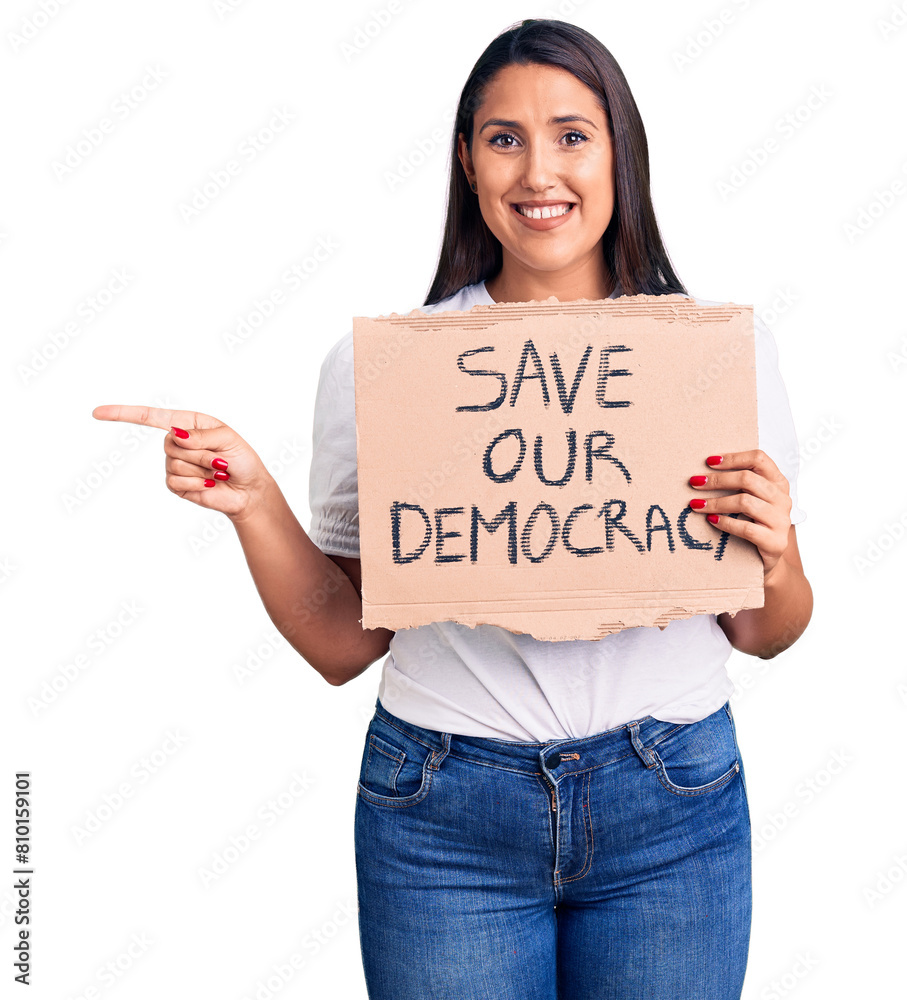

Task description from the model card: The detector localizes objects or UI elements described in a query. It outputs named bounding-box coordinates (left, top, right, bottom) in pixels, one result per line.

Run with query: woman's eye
left=487, top=130, right=589, bottom=149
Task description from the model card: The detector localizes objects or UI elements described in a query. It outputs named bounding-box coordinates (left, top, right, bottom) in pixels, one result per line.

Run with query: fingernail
left=213, top=470, right=230, bottom=481
left=212, top=458, right=228, bottom=470
left=171, top=426, right=189, bottom=439
left=689, top=499, right=706, bottom=509
left=707, top=455, right=722, bottom=465
left=689, top=475, right=707, bottom=487
left=707, top=514, right=720, bottom=524
left=204, top=479, right=215, bottom=488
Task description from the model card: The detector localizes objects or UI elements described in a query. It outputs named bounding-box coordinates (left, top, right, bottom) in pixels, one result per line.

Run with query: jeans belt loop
left=429, top=732, right=451, bottom=771
left=628, top=720, right=658, bottom=770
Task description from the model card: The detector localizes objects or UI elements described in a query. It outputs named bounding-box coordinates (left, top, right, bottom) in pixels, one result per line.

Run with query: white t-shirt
left=308, top=280, right=806, bottom=741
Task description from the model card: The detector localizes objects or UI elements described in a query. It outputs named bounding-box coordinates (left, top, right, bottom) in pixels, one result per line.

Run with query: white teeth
left=516, top=203, right=572, bottom=219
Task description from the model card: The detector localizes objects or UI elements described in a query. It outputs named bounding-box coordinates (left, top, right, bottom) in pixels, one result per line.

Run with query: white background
left=3, top=0, right=905, bottom=997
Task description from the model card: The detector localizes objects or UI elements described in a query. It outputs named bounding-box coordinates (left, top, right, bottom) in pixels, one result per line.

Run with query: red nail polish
left=689, top=499, right=706, bottom=509
left=707, top=455, right=722, bottom=465
left=171, top=426, right=189, bottom=439
left=204, top=479, right=215, bottom=488
left=689, top=475, right=707, bottom=487
left=213, top=470, right=229, bottom=481
left=707, top=514, right=720, bottom=524
left=212, top=458, right=228, bottom=470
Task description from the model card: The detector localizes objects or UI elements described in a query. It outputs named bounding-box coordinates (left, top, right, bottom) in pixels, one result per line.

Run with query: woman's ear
left=456, top=132, right=474, bottom=188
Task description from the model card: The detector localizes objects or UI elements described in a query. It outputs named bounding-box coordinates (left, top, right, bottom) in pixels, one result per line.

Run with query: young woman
left=94, top=19, right=812, bottom=1000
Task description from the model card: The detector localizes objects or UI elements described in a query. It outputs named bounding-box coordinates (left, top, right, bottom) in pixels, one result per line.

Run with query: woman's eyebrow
left=478, top=114, right=598, bottom=133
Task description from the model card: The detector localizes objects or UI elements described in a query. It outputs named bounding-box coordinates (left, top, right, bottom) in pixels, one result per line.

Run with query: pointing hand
left=92, top=404, right=274, bottom=521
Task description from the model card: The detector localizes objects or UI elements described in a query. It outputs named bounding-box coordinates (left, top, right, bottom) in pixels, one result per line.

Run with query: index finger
left=706, top=449, right=785, bottom=483
left=92, top=404, right=222, bottom=433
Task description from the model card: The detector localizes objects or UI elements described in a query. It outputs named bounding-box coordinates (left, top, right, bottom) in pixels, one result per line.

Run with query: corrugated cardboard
left=353, top=294, right=763, bottom=641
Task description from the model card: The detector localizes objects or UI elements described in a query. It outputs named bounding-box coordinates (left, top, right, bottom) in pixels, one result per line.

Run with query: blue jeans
left=354, top=697, right=752, bottom=999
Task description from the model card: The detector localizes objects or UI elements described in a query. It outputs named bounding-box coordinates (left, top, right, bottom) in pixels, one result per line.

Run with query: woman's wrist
left=763, top=549, right=792, bottom=590
left=227, top=471, right=282, bottom=529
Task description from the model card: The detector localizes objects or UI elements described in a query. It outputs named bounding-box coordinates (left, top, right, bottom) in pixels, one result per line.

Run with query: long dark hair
left=424, top=19, right=687, bottom=305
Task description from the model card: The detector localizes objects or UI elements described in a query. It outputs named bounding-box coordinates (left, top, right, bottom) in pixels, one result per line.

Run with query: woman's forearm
left=229, top=478, right=391, bottom=684
left=717, top=550, right=813, bottom=659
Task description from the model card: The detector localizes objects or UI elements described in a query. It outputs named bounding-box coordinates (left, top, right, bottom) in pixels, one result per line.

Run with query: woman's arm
left=231, top=477, right=393, bottom=685
left=91, top=405, right=383, bottom=684
left=717, top=524, right=813, bottom=658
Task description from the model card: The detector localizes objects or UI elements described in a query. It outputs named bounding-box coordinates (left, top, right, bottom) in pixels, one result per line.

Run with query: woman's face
left=458, top=62, right=615, bottom=286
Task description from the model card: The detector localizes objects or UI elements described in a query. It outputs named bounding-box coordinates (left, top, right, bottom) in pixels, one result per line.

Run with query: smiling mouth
left=513, top=203, right=575, bottom=220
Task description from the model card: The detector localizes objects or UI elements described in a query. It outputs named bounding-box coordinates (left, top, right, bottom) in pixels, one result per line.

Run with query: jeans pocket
left=648, top=704, right=740, bottom=797
left=357, top=716, right=436, bottom=808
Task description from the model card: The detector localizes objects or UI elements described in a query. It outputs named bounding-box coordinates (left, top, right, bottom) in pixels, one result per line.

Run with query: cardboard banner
left=353, top=294, right=763, bottom=641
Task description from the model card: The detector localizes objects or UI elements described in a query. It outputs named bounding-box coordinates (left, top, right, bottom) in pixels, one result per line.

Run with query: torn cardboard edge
left=368, top=292, right=744, bottom=327
left=354, top=293, right=762, bottom=642
left=360, top=589, right=764, bottom=640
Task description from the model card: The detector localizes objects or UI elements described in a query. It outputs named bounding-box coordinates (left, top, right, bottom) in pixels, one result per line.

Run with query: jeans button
left=547, top=752, right=561, bottom=768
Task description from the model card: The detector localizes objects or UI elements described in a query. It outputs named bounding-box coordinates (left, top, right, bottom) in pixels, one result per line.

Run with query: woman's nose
left=520, top=142, right=559, bottom=192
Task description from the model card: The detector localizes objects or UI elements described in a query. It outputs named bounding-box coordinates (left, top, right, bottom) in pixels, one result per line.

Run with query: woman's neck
left=484, top=267, right=615, bottom=304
